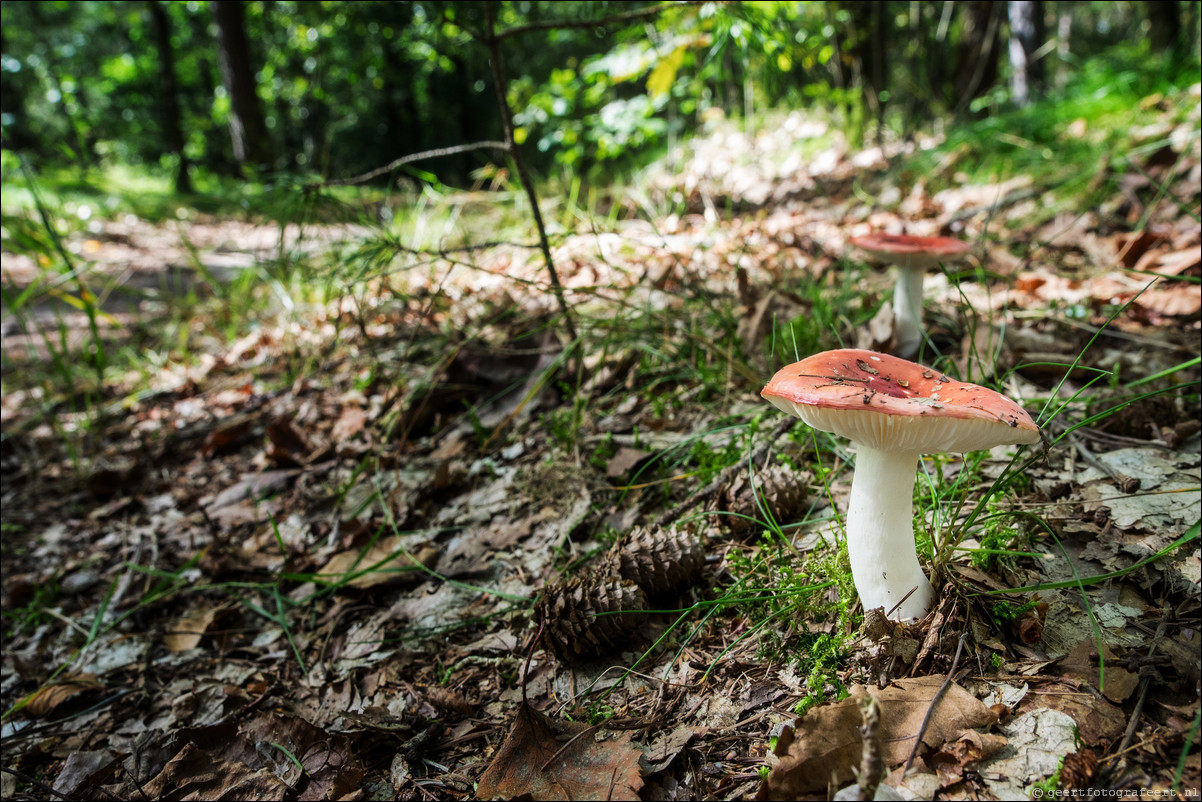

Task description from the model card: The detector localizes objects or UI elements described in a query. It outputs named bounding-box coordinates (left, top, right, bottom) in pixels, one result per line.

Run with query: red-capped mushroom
left=762, top=349, right=1040, bottom=620
left=850, top=233, right=972, bottom=359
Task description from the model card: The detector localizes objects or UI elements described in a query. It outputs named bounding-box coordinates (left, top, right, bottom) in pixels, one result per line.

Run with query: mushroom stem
left=892, top=264, right=925, bottom=359
left=844, top=444, right=934, bottom=620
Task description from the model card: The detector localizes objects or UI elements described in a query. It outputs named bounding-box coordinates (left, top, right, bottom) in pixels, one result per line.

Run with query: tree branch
left=482, top=1, right=579, bottom=346
left=490, top=2, right=683, bottom=42
left=317, top=141, right=511, bottom=188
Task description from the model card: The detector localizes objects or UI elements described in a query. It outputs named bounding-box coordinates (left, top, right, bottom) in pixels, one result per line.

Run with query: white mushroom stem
left=892, top=264, right=925, bottom=359
left=845, top=444, right=934, bottom=621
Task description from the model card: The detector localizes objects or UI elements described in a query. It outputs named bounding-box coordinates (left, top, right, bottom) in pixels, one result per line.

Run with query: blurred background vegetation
left=1, top=0, right=1198, bottom=201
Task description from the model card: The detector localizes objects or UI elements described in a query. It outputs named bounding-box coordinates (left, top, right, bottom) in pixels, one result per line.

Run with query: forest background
left=1, top=2, right=1200, bottom=801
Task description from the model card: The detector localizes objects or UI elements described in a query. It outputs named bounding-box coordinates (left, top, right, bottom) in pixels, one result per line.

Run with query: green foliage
left=790, top=633, right=849, bottom=717
left=586, top=701, right=616, bottom=725
left=725, top=529, right=856, bottom=664
left=1029, top=757, right=1063, bottom=797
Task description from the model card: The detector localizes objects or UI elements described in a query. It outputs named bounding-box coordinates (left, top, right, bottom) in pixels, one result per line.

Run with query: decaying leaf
left=141, top=741, right=289, bottom=800
left=759, top=676, right=996, bottom=799
left=316, top=536, right=438, bottom=590
left=164, top=602, right=232, bottom=652
left=1056, top=639, right=1141, bottom=703
left=476, top=702, right=643, bottom=801
left=979, top=708, right=1078, bottom=800
left=22, top=675, right=104, bottom=717
left=52, top=749, right=118, bottom=797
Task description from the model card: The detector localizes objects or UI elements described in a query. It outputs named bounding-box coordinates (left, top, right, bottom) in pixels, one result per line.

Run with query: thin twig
left=0, top=767, right=75, bottom=801
left=857, top=695, right=884, bottom=801
left=903, top=631, right=968, bottom=777
left=1118, top=607, right=1171, bottom=752
left=492, top=2, right=683, bottom=41
left=481, top=1, right=579, bottom=347
left=318, top=141, right=510, bottom=188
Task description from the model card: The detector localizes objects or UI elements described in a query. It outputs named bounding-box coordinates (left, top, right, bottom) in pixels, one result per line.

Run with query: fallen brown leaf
left=23, top=675, right=104, bottom=717
left=476, top=702, right=644, bottom=801
left=164, top=602, right=232, bottom=652
left=1057, top=639, right=1140, bottom=703
left=331, top=405, right=367, bottom=442
left=141, top=742, right=288, bottom=800
left=316, top=536, right=438, bottom=590
left=759, top=676, right=996, bottom=799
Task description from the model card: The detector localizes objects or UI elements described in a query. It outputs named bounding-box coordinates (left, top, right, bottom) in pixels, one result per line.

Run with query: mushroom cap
left=761, top=349, right=1041, bottom=454
left=850, top=232, right=972, bottom=270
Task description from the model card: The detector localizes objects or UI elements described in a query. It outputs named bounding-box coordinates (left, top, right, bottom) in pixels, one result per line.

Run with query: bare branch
left=319, top=141, right=511, bottom=188
left=482, top=1, right=579, bottom=346
left=490, top=2, right=685, bottom=42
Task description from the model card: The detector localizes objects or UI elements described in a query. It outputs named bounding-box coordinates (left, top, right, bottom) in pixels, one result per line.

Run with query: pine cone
left=536, top=574, right=646, bottom=660
left=600, top=525, right=705, bottom=595
left=1059, top=750, right=1099, bottom=791
left=714, top=463, right=809, bottom=536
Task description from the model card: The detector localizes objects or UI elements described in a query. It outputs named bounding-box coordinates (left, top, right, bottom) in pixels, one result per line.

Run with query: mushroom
left=761, top=348, right=1040, bottom=621
left=850, top=233, right=972, bottom=359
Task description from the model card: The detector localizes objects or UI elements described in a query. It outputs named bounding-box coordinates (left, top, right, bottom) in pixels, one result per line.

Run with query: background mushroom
left=761, top=348, right=1040, bottom=621
left=850, top=233, right=972, bottom=359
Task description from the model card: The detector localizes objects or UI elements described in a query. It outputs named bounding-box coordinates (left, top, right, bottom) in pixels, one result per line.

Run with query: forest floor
left=2, top=91, right=1201, bottom=801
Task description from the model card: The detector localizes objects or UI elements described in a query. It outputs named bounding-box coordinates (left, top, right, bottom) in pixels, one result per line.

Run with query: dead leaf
left=926, top=729, right=1008, bottom=783
left=316, top=537, right=438, bottom=590
left=164, top=603, right=231, bottom=652
left=642, top=725, right=702, bottom=773
left=1057, top=639, right=1140, bottom=703
left=203, top=470, right=297, bottom=513
left=1015, top=680, right=1126, bottom=746
left=331, top=405, right=367, bottom=442
left=1135, top=284, right=1202, bottom=317
left=53, top=749, right=117, bottom=797
left=202, top=412, right=259, bottom=457
left=760, top=677, right=996, bottom=799
left=23, top=675, right=103, bottom=717
left=476, top=702, right=644, bottom=801
left=141, top=741, right=288, bottom=800
left=265, top=416, right=311, bottom=465
left=606, top=446, right=650, bottom=478
left=854, top=301, right=895, bottom=352
left=979, top=708, right=1077, bottom=800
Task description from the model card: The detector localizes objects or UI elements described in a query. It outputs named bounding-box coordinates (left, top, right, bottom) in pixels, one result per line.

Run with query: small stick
left=902, top=631, right=968, bottom=777
left=857, top=695, right=884, bottom=801
left=1118, top=607, right=1170, bottom=752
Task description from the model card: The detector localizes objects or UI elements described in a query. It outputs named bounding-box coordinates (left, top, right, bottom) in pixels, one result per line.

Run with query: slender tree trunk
left=954, top=0, right=1003, bottom=116
left=1146, top=0, right=1186, bottom=65
left=0, top=29, right=34, bottom=151
left=27, top=3, right=93, bottom=169
left=1007, top=0, right=1045, bottom=107
left=148, top=1, right=192, bottom=193
left=212, top=0, right=271, bottom=170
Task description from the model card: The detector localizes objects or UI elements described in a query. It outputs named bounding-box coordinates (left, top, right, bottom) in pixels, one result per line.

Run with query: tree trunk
left=212, top=0, right=271, bottom=170
left=0, top=28, right=34, bottom=152
left=954, top=0, right=1003, bottom=116
left=147, top=1, right=192, bottom=193
left=843, top=1, right=889, bottom=146
left=1007, top=0, right=1045, bottom=107
left=1146, top=0, right=1186, bottom=65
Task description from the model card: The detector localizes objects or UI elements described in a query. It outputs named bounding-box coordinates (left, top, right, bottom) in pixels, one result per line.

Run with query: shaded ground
left=2, top=98, right=1200, bottom=801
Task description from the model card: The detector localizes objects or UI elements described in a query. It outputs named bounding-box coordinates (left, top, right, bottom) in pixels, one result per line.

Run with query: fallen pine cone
left=599, top=524, right=705, bottom=596
left=710, top=463, right=809, bottom=537
left=536, top=574, right=647, bottom=660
